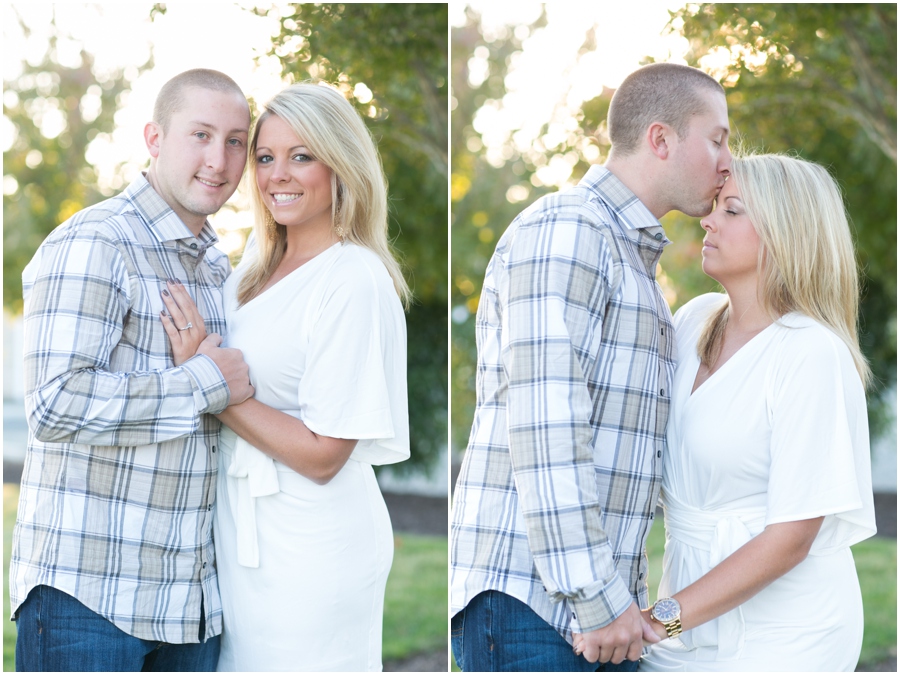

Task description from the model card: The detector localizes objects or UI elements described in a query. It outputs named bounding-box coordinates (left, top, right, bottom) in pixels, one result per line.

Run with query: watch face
left=652, top=598, right=681, bottom=623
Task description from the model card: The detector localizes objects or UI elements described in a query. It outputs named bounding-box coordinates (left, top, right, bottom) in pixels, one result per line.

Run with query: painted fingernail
left=161, top=289, right=170, bottom=297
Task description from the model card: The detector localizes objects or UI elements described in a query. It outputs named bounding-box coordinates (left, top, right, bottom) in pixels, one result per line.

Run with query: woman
left=637, top=154, right=877, bottom=671
left=161, top=83, right=410, bottom=671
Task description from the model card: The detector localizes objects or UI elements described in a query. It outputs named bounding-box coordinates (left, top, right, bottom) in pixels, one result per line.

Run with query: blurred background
left=450, top=2, right=895, bottom=671
left=3, top=3, right=447, bottom=671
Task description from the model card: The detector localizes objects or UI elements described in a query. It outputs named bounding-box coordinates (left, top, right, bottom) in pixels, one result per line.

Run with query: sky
left=452, top=1, right=693, bottom=187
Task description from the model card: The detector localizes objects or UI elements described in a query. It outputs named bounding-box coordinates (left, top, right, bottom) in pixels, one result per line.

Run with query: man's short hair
left=153, top=69, right=245, bottom=132
left=608, top=63, right=725, bottom=157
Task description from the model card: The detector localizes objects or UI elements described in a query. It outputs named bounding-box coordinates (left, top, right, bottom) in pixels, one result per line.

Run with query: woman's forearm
left=216, top=398, right=357, bottom=485
left=647, top=517, right=824, bottom=638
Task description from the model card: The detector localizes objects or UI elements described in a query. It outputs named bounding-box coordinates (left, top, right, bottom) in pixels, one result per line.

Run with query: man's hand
left=197, top=334, right=254, bottom=405
left=572, top=601, right=660, bottom=665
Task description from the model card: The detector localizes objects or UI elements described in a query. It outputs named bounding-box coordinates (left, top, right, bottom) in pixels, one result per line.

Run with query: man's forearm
left=26, top=354, right=228, bottom=446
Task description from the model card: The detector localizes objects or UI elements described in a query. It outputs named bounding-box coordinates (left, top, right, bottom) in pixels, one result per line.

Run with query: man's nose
left=720, top=144, right=733, bottom=174
left=206, top=143, right=227, bottom=172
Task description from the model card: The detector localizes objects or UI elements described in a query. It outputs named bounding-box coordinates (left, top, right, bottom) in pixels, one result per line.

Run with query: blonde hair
left=237, top=82, right=410, bottom=307
left=698, top=153, right=871, bottom=387
left=608, top=63, right=724, bottom=157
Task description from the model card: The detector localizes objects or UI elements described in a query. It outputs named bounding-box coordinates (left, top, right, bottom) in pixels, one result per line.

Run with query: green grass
left=451, top=518, right=896, bottom=670
left=2, top=484, right=447, bottom=671
left=4, top=485, right=17, bottom=670
left=852, top=535, right=898, bottom=668
left=383, top=533, right=448, bottom=661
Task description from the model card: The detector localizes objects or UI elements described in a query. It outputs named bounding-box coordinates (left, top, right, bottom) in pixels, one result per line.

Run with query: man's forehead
left=171, top=88, right=250, bottom=127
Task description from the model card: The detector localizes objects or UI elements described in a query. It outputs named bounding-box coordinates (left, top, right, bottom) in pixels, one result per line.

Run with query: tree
left=671, top=3, right=897, bottom=431
left=3, top=9, right=151, bottom=311
left=257, top=3, right=449, bottom=475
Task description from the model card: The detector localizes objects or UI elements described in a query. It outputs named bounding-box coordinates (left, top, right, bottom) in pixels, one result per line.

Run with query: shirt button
left=654, top=232, right=663, bottom=241
left=657, top=450, right=662, bottom=457
left=211, top=445, right=216, bottom=453
left=190, top=243, right=198, bottom=250
left=660, top=388, right=665, bottom=396
left=202, top=562, right=207, bottom=568
left=639, top=572, right=645, bottom=579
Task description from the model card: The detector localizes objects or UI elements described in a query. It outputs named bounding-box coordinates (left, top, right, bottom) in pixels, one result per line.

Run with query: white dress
left=214, top=242, right=409, bottom=672
left=641, top=293, right=876, bottom=672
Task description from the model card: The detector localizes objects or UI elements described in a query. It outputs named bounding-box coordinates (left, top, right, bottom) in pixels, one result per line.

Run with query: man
left=450, top=63, right=732, bottom=671
left=10, top=69, right=254, bottom=671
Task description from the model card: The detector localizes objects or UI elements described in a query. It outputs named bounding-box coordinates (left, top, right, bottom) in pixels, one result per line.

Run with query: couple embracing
left=451, top=63, right=876, bottom=672
left=10, top=69, right=409, bottom=672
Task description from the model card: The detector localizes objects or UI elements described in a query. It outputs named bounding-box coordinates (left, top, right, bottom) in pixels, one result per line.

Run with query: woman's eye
left=293, top=153, right=312, bottom=162
left=195, top=132, right=209, bottom=140
left=257, top=155, right=272, bottom=164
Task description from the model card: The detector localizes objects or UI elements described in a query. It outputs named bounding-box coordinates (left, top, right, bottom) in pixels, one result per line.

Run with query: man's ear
left=144, top=122, right=162, bottom=159
left=646, top=122, right=671, bottom=160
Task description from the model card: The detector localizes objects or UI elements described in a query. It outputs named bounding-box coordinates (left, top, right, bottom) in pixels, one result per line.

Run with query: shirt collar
left=123, top=173, right=220, bottom=247
left=579, top=165, right=662, bottom=232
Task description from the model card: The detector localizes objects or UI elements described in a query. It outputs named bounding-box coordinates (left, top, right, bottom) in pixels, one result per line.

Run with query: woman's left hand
left=160, top=279, right=208, bottom=365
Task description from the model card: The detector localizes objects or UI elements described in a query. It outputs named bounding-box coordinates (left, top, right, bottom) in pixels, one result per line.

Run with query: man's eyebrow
left=190, top=121, right=248, bottom=135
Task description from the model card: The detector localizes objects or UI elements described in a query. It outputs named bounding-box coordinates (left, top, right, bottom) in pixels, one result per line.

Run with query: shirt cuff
left=180, top=354, right=231, bottom=414
left=567, top=573, right=635, bottom=633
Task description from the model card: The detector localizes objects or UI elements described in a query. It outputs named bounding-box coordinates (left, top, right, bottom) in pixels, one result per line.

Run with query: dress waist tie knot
left=219, top=428, right=280, bottom=568
left=661, top=491, right=767, bottom=660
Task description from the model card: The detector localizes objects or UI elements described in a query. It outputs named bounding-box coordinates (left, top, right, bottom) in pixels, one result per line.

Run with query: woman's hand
left=159, top=279, right=208, bottom=365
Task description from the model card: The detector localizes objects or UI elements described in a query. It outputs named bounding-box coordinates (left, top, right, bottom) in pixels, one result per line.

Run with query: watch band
left=661, top=616, right=683, bottom=638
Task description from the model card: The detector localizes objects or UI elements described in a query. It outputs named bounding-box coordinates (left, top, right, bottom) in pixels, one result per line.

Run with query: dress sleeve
left=296, top=252, right=409, bottom=466
left=765, top=322, right=876, bottom=551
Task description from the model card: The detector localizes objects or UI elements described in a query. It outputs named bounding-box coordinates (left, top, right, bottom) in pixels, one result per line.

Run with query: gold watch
left=650, top=597, right=683, bottom=638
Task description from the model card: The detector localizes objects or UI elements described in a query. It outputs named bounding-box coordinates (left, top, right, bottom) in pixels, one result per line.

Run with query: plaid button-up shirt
left=10, top=174, right=231, bottom=643
left=450, top=165, right=676, bottom=639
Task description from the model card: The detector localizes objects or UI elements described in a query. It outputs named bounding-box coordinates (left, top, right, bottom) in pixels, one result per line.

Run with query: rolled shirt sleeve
left=451, top=165, right=672, bottom=641
left=503, top=208, right=633, bottom=631
left=23, top=221, right=229, bottom=447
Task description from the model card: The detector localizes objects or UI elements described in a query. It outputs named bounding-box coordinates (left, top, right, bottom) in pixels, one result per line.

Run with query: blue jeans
left=452, top=590, right=640, bottom=672
left=15, top=585, right=220, bottom=672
